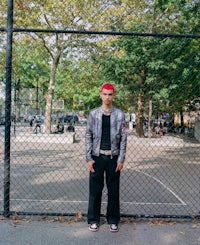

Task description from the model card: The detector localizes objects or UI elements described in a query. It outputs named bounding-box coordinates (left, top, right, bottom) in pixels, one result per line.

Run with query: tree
left=54, top=58, right=103, bottom=111
left=1, top=0, right=199, bottom=134
left=98, top=0, right=200, bottom=137
left=13, top=0, right=109, bottom=133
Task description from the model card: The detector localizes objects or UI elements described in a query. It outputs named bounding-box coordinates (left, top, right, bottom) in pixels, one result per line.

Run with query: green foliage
left=54, top=58, right=103, bottom=111
left=99, top=32, right=199, bottom=115
left=0, top=0, right=199, bottom=117
left=12, top=39, right=50, bottom=90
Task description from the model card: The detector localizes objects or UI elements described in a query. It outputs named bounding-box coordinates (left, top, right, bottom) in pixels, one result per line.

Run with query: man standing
left=86, top=83, right=127, bottom=232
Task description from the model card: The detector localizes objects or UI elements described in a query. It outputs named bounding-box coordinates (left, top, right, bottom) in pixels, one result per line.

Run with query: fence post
left=4, top=0, right=14, bottom=218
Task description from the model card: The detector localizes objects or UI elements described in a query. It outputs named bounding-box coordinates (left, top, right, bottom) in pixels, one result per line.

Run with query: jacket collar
left=100, top=106, right=114, bottom=115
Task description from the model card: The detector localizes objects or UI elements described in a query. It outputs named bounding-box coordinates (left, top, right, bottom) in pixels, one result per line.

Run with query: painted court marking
left=1, top=170, right=186, bottom=207
left=129, top=169, right=187, bottom=206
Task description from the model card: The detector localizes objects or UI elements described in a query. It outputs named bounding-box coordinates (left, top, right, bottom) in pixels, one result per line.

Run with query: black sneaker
left=89, top=223, right=99, bottom=232
left=109, top=224, right=118, bottom=232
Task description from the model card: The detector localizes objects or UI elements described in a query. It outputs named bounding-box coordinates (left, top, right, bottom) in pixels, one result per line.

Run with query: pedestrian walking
left=86, top=83, right=127, bottom=232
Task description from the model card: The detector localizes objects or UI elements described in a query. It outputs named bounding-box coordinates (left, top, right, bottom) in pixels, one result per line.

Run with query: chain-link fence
left=0, top=1, right=200, bottom=219
left=1, top=110, right=200, bottom=218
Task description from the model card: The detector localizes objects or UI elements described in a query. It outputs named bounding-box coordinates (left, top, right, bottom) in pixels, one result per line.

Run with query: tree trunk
left=136, top=70, right=146, bottom=138
left=148, top=98, right=153, bottom=138
left=45, top=50, right=61, bottom=134
left=136, top=93, right=145, bottom=137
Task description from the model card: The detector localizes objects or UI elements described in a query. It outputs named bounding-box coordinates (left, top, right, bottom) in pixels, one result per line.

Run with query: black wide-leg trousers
left=87, top=155, right=120, bottom=225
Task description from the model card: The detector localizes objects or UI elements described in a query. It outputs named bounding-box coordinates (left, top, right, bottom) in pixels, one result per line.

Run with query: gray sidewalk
left=1, top=217, right=200, bottom=245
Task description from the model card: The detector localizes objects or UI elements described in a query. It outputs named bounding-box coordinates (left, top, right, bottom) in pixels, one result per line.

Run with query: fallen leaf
left=66, top=218, right=75, bottom=224
left=57, top=216, right=64, bottom=223
left=12, top=213, right=19, bottom=220
left=48, top=219, right=56, bottom=223
left=75, top=212, right=83, bottom=220
left=168, top=221, right=176, bottom=226
left=149, top=220, right=164, bottom=226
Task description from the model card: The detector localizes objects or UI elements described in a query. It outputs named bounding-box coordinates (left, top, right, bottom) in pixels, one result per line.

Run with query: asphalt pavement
left=1, top=216, right=200, bottom=245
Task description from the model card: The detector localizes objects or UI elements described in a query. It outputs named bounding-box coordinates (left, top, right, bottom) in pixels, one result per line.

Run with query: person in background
left=86, top=83, right=127, bottom=233
left=67, top=121, right=75, bottom=132
left=30, top=117, right=35, bottom=131
left=56, top=121, right=64, bottom=134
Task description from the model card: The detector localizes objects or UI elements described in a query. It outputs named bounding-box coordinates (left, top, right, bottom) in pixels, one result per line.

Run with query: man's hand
left=87, top=160, right=95, bottom=172
left=115, top=162, right=123, bottom=172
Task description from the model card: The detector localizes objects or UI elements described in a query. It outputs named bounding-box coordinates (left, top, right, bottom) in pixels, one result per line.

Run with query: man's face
left=100, top=89, right=115, bottom=106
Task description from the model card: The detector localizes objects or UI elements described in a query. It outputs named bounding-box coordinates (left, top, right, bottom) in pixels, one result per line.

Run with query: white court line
left=4, top=199, right=183, bottom=206
left=134, top=169, right=186, bottom=206
left=120, top=202, right=185, bottom=206
left=8, top=199, right=88, bottom=203
left=1, top=172, right=187, bottom=207
left=5, top=198, right=186, bottom=207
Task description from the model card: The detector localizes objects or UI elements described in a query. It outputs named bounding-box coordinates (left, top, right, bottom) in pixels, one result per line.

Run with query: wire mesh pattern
left=0, top=122, right=200, bottom=218
left=0, top=1, right=200, bottom=219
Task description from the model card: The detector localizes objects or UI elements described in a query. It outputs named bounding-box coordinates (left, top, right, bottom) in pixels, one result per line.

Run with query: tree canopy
left=0, top=0, right=199, bottom=135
